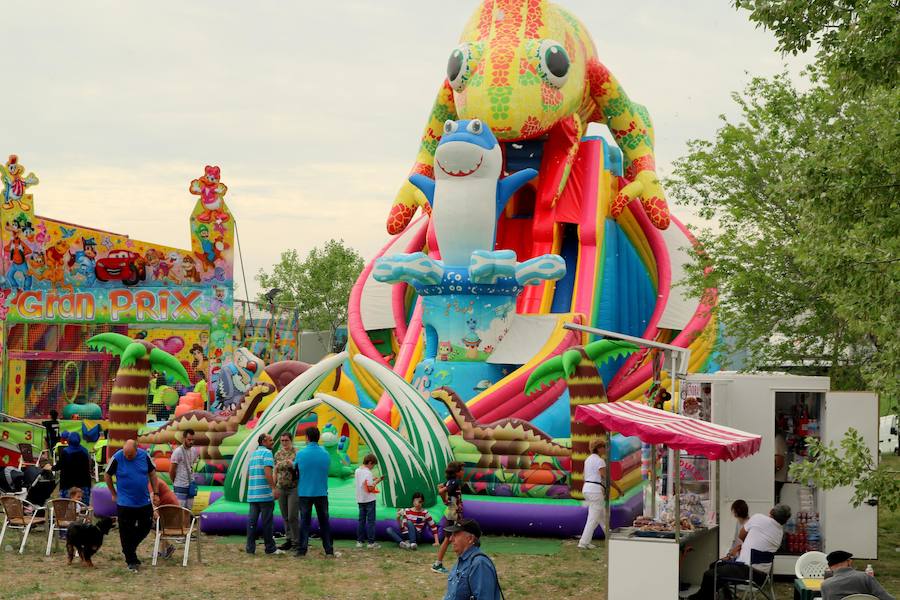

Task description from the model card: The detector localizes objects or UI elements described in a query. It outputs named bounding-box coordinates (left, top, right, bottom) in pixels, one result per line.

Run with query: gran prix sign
left=10, top=288, right=204, bottom=323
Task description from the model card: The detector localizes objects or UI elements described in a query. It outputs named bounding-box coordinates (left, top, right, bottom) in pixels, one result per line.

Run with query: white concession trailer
left=685, top=372, right=880, bottom=575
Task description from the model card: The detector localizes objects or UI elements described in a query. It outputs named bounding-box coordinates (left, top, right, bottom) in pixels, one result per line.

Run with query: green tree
left=256, top=239, right=364, bottom=352
left=668, top=73, right=899, bottom=410
left=789, top=429, right=900, bottom=512
left=733, top=0, right=900, bottom=89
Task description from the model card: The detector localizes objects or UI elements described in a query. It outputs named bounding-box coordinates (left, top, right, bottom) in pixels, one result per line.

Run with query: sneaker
left=410, top=543, right=418, bottom=550
left=367, top=542, right=381, bottom=549
left=278, top=541, right=293, bottom=551
left=577, top=543, right=597, bottom=550
left=431, top=562, right=449, bottom=574
left=127, top=563, right=139, bottom=573
left=399, top=541, right=411, bottom=550
left=356, top=541, right=364, bottom=549
left=163, top=545, right=176, bottom=559
left=325, top=551, right=342, bottom=558
left=266, top=549, right=286, bottom=555
left=293, top=551, right=306, bottom=558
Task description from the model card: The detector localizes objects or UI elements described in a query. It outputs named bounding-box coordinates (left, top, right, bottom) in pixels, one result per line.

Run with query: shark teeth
left=436, top=154, right=484, bottom=177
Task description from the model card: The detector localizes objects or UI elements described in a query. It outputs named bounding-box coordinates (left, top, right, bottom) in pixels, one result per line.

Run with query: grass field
left=1, top=458, right=896, bottom=599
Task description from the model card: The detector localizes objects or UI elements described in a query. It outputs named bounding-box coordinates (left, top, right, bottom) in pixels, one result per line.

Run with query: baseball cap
left=443, top=518, right=482, bottom=538
left=826, top=550, right=853, bottom=566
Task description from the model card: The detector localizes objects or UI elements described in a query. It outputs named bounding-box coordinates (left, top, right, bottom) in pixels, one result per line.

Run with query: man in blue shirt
left=104, top=440, right=158, bottom=572
left=246, top=433, right=282, bottom=555
left=443, top=519, right=503, bottom=600
left=293, top=426, right=339, bottom=557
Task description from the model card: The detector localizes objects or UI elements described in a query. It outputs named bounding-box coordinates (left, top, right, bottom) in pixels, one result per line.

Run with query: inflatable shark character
left=409, top=119, right=537, bottom=265
left=374, top=119, right=564, bottom=286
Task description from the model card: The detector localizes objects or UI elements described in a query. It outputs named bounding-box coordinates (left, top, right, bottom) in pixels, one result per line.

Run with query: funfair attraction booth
left=0, top=156, right=235, bottom=467
left=686, top=373, right=880, bottom=576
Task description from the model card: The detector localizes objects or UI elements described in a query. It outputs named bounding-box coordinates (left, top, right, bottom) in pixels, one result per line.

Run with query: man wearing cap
left=443, top=518, right=503, bottom=600
left=689, top=504, right=792, bottom=600
left=821, top=550, right=894, bottom=600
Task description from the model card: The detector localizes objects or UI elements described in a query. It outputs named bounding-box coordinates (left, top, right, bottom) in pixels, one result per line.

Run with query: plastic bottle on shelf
left=865, top=564, right=875, bottom=577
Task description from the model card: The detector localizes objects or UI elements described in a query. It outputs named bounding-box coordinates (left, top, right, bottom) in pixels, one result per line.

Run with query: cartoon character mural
left=0, top=155, right=238, bottom=420
left=213, top=347, right=264, bottom=412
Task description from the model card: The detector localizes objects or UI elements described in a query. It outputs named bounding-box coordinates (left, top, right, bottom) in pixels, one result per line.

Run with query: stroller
left=21, top=465, right=58, bottom=511
left=1, top=466, right=26, bottom=495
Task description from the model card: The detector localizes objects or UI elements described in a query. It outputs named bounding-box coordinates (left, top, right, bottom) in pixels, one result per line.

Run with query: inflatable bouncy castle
left=192, top=0, right=717, bottom=539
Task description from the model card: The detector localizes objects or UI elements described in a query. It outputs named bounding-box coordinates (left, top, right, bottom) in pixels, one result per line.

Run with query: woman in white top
left=578, top=437, right=623, bottom=549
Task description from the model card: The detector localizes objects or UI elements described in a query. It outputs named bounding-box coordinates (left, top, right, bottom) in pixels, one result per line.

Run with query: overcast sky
left=5, top=1, right=809, bottom=299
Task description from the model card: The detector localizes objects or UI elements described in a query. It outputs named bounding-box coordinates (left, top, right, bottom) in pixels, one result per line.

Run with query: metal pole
left=674, top=447, right=682, bottom=543
left=650, top=443, right=657, bottom=517
left=564, top=322, right=692, bottom=359
left=604, top=429, right=612, bottom=533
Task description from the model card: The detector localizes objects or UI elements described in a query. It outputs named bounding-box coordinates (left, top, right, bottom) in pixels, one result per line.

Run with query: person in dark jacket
left=54, top=432, right=93, bottom=505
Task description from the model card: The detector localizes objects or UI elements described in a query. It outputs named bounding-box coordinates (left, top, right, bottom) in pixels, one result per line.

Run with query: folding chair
left=719, top=549, right=776, bottom=600
left=151, top=504, right=201, bottom=567
left=17, top=443, right=47, bottom=470
left=45, top=498, right=93, bottom=555
left=0, top=494, right=47, bottom=553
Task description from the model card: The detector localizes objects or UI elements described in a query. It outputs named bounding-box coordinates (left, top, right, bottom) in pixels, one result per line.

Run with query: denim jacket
left=444, top=545, right=502, bottom=600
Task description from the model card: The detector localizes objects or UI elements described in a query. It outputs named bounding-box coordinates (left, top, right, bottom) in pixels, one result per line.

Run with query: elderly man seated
left=821, top=550, right=895, bottom=600
left=688, top=504, right=792, bottom=600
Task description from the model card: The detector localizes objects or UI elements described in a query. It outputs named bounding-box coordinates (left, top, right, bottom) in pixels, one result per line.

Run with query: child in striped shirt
left=386, top=491, right=439, bottom=550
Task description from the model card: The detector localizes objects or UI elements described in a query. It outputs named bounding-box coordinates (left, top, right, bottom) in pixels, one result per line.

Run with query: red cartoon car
left=95, top=249, right=147, bottom=286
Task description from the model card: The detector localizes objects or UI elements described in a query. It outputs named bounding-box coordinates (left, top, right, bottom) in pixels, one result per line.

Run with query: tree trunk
left=106, top=354, right=152, bottom=460
left=565, top=348, right=608, bottom=499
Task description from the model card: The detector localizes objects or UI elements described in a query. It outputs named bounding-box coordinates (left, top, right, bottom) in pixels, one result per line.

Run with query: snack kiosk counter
left=575, top=401, right=762, bottom=599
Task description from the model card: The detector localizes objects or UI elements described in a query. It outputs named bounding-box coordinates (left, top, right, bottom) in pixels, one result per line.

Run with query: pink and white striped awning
left=575, top=401, right=762, bottom=461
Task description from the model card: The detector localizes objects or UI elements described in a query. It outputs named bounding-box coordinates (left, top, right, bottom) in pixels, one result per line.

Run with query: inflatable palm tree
left=88, top=333, right=190, bottom=459
left=525, top=340, right=638, bottom=498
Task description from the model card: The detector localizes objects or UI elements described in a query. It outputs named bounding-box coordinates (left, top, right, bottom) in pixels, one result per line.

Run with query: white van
left=880, top=415, right=899, bottom=455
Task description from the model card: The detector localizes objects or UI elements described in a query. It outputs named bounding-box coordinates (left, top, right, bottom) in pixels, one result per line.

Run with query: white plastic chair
left=151, top=504, right=201, bottom=567
left=0, top=494, right=47, bottom=553
left=45, top=498, right=93, bottom=555
left=794, top=550, right=828, bottom=579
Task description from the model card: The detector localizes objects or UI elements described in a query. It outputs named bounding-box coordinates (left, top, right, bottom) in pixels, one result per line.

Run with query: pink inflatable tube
left=606, top=191, right=672, bottom=396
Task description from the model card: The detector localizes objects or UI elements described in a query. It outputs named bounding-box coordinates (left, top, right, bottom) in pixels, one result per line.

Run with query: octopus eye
left=538, top=40, right=570, bottom=88
left=466, top=120, right=483, bottom=134
left=444, top=120, right=459, bottom=135
left=447, top=44, right=472, bottom=92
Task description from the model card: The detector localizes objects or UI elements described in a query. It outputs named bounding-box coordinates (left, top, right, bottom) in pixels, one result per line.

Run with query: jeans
left=579, top=491, right=606, bottom=546
left=246, top=501, right=276, bottom=554
left=386, top=526, right=421, bottom=545
left=278, top=486, right=298, bottom=544
left=357, top=500, right=376, bottom=544
left=117, top=503, right=153, bottom=566
left=60, top=486, right=92, bottom=507
left=691, top=561, right=768, bottom=599
left=173, top=490, right=194, bottom=510
left=297, top=496, right=333, bottom=555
